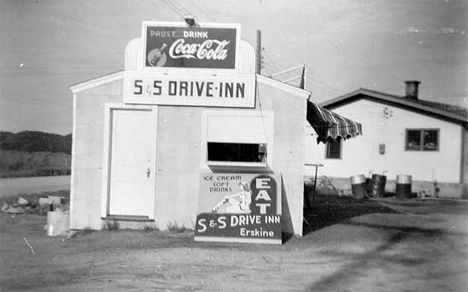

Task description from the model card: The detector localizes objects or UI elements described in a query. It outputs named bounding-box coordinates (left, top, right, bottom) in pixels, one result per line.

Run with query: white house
left=305, top=81, right=468, bottom=199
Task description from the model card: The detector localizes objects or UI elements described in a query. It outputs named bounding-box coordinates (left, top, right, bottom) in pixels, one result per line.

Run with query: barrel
left=350, top=175, right=367, bottom=199
left=369, top=174, right=387, bottom=197
left=396, top=175, right=412, bottom=199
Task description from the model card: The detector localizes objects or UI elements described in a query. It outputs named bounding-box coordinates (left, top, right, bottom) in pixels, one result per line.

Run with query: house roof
left=321, top=88, right=467, bottom=124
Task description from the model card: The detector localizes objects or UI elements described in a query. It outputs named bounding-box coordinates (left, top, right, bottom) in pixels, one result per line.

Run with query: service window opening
left=207, top=142, right=267, bottom=163
left=202, top=110, right=274, bottom=167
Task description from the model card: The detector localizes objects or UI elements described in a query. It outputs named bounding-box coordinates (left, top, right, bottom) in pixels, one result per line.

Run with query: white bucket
left=46, top=211, right=69, bottom=236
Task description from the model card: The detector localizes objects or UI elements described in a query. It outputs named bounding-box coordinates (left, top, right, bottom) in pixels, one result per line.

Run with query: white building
left=68, top=21, right=361, bottom=241
left=305, top=81, right=468, bottom=198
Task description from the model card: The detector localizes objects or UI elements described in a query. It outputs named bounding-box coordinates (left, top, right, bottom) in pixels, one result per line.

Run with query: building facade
left=305, top=82, right=468, bottom=198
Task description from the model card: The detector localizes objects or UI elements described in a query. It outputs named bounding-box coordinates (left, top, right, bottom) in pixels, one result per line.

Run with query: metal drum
left=369, top=174, right=387, bottom=197
left=350, top=174, right=367, bottom=199
left=396, top=175, right=412, bottom=199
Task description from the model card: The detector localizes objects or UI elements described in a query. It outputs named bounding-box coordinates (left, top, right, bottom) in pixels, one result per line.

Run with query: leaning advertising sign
left=142, top=22, right=240, bottom=70
left=195, top=173, right=282, bottom=244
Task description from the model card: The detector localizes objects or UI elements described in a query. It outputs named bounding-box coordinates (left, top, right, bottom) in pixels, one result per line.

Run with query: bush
left=143, top=225, right=159, bottom=233
left=102, top=220, right=119, bottom=231
left=166, top=221, right=190, bottom=233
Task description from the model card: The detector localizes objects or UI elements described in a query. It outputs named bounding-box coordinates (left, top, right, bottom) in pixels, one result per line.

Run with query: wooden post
left=256, top=30, right=262, bottom=74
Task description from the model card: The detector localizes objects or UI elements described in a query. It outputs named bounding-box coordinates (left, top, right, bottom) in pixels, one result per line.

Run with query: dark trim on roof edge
left=322, top=89, right=466, bottom=124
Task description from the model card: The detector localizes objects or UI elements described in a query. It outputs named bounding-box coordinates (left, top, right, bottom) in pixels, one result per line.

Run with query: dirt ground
left=1, top=195, right=467, bottom=292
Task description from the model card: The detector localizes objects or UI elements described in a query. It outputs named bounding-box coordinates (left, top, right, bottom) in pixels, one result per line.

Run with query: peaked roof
left=70, top=71, right=124, bottom=94
left=321, top=88, right=467, bottom=124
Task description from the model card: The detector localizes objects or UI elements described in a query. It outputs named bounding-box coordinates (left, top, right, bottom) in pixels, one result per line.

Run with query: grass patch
left=143, top=225, right=159, bottom=233
left=166, top=221, right=191, bottom=233
left=1, top=169, right=71, bottom=178
left=68, top=227, right=94, bottom=238
left=82, top=227, right=94, bottom=234
left=102, top=220, right=120, bottom=231
left=0, top=150, right=71, bottom=178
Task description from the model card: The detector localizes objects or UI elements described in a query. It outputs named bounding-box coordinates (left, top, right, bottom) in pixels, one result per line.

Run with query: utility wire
left=308, top=76, right=345, bottom=94
left=262, top=52, right=282, bottom=72
left=171, top=0, right=193, bottom=16
left=261, top=65, right=277, bottom=76
left=262, top=52, right=345, bottom=95
left=161, top=0, right=186, bottom=18
left=262, top=61, right=283, bottom=78
left=186, top=0, right=216, bottom=21
left=262, top=62, right=280, bottom=75
left=309, top=82, right=341, bottom=95
left=162, top=0, right=345, bottom=97
left=162, top=0, right=186, bottom=17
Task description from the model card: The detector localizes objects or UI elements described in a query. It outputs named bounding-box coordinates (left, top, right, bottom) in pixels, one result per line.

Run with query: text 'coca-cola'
left=169, top=39, right=230, bottom=61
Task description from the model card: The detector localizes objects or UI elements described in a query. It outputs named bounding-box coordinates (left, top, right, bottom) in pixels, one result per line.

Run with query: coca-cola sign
left=143, top=22, right=239, bottom=69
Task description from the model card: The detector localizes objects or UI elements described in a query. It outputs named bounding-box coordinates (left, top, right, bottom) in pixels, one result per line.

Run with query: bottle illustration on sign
left=147, top=43, right=167, bottom=67
left=212, top=182, right=252, bottom=214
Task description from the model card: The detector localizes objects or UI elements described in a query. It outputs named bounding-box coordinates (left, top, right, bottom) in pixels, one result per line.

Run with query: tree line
left=0, top=131, right=72, bottom=154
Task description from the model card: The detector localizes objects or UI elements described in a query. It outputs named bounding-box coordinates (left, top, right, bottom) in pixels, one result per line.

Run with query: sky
left=0, top=0, right=466, bottom=135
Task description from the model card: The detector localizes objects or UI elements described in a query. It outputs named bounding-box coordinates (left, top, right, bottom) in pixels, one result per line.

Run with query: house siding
left=71, top=79, right=124, bottom=230
left=305, top=99, right=463, bottom=195
left=462, top=127, right=468, bottom=198
left=257, top=81, right=305, bottom=235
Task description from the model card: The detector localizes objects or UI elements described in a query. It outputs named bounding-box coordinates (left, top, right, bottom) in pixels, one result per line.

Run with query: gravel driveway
left=1, top=195, right=466, bottom=292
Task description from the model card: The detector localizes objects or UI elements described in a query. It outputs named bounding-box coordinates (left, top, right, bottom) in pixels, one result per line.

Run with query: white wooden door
left=108, top=108, right=155, bottom=217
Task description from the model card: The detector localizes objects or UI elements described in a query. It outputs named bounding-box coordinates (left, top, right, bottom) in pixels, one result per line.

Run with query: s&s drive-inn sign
left=194, top=173, right=282, bottom=244
left=124, top=21, right=255, bottom=108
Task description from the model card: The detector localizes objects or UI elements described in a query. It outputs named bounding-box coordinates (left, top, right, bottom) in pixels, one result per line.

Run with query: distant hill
left=0, top=131, right=72, bottom=154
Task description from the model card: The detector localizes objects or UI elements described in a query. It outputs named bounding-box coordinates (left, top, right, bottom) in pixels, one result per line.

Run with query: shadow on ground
left=307, top=223, right=443, bottom=292
left=373, top=197, right=468, bottom=215
left=302, top=188, right=398, bottom=236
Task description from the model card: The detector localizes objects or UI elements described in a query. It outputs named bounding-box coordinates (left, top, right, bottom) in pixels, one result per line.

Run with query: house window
left=326, top=139, right=341, bottom=159
left=405, top=129, right=439, bottom=151
left=208, top=142, right=267, bottom=163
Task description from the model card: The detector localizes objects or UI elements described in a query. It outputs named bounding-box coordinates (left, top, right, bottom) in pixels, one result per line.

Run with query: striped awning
left=307, top=101, right=363, bottom=144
